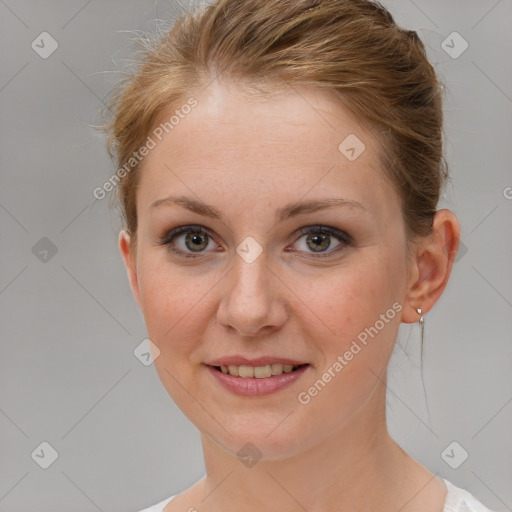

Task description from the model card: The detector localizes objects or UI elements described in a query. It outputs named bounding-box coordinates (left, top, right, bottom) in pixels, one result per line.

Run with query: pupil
left=187, top=232, right=207, bottom=252
left=308, top=233, right=329, bottom=252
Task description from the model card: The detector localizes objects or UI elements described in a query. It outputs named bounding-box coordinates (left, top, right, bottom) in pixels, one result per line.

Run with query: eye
left=290, top=225, right=352, bottom=258
left=158, top=224, right=353, bottom=260
left=159, top=225, right=217, bottom=259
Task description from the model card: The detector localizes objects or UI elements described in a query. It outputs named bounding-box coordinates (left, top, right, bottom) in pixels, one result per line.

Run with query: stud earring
left=416, top=307, right=424, bottom=349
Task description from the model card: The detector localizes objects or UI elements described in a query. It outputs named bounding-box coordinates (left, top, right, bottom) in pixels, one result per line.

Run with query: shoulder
left=442, top=478, right=495, bottom=512
left=137, top=494, right=176, bottom=512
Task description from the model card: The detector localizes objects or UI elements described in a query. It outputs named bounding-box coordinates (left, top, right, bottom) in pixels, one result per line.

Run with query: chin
left=209, top=416, right=313, bottom=462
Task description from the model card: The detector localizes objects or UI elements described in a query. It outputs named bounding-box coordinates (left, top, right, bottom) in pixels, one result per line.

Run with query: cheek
left=305, top=255, right=401, bottom=334
left=138, top=263, right=211, bottom=406
left=296, top=251, right=404, bottom=388
left=136, top=254, right=208, bottom=352
left=293, top=262, right=402, bottom=414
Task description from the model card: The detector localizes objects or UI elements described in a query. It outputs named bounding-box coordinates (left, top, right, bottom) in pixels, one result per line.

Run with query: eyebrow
left=150, top=195, right=369, bottom=223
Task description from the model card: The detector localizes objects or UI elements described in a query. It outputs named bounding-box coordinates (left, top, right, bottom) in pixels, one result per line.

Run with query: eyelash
left=158, top=224, right=353, bottom=260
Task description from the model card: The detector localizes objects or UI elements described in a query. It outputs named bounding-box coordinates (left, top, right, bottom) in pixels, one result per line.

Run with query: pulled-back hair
left=102, top=0, right=448, bottom=255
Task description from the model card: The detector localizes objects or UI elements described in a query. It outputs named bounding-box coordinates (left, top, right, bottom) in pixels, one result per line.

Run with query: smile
left=214, top=363, right=307, bottom=378
left=205, top=363, right=310, bottom=396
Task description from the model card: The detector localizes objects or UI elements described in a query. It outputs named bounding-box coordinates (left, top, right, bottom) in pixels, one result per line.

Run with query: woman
left=102, top=0, right=495, bottom=510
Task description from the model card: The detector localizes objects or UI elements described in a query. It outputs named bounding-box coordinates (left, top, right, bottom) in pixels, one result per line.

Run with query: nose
left=216, top=253, right=288, bottom=338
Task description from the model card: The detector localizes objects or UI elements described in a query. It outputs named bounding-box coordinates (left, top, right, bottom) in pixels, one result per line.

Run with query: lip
left=204, top=356, right=309, bottom=366
left=204, top=363, right=310, bottom=396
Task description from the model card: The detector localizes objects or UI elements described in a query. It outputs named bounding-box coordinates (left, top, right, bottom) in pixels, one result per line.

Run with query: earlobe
left=118, top=229, right=142, bottom=311
left=402, top=209, right=460, bottom=324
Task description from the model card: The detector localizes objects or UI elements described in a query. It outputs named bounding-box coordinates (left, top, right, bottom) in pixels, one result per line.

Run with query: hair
left=102, top=0, right=449, bottom=262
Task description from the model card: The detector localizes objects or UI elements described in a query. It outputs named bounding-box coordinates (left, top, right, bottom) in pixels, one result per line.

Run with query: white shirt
left=138, top=477, right=495, bottom=511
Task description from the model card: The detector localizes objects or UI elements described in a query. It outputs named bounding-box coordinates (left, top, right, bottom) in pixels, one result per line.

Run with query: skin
left=119, top=79, right=460, bottom=512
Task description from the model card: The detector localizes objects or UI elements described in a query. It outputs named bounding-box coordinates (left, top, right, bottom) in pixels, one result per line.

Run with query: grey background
left=0, top=0, right=511, bottom=510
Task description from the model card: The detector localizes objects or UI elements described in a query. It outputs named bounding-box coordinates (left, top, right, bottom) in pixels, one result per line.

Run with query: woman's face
left=120, top=80, right=414, bottom=459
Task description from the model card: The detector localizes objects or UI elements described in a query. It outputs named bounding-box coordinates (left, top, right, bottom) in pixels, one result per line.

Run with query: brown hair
left=102, top=0, right=448, bottom=258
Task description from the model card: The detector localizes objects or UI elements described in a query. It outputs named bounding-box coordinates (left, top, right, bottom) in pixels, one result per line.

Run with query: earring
left=416, top=308, right=424, bottom=348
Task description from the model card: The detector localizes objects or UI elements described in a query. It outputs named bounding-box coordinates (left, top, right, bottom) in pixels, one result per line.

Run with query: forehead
left=163, top=80, right=368, bottom=153
left=136, top=79, right=398, bottom=223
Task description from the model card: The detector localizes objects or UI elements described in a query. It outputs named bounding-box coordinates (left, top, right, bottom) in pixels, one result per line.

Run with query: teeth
left=271, top=363, right=283, bottom=375
left=254, top=365, right=272, bottom=378
left=219, top=363, right=301, bottom=378
left=239, top=365, right=254, bottom=378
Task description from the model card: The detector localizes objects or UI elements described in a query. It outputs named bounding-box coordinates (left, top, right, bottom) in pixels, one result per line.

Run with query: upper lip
left=205, top=356, right=309, bottom=367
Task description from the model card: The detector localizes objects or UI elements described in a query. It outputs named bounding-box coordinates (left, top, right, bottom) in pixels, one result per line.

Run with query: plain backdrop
left=0, top=1, right=511, bottom=511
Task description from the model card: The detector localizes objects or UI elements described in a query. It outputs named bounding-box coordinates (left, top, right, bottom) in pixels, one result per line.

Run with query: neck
left=196, top=387, right=411, bottom=512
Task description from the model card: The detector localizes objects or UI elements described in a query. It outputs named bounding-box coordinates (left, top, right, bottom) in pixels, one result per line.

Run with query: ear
left=401, top=209, right=461, bottom=324
left=118, top=229, right=142, bottom=311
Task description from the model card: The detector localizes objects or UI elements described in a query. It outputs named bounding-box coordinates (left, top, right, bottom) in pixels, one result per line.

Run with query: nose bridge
left=229, top=242, right=271, bottom=304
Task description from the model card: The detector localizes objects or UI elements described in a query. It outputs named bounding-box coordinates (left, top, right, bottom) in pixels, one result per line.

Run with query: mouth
left=205, top=362, right=311, bottom=396
left=208, top=363, right=310, bottom=378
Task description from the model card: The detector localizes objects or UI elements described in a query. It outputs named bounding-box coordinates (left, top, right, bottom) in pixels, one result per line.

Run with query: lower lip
left=204, top=364, right=310, bottom=396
